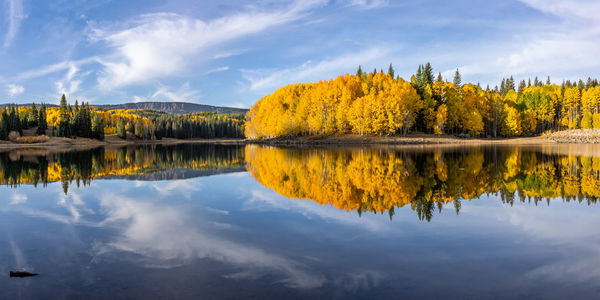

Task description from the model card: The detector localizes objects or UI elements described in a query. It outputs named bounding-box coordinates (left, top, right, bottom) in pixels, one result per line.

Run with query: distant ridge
left=1, top=101, right=248, bottom=115
left=96, top=102, right=248, bottom=114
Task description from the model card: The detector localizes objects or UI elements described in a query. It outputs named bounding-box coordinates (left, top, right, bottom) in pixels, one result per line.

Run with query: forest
left=0, top=94, right=245, bottom=142
left=245, top=63, right=600, bottom=139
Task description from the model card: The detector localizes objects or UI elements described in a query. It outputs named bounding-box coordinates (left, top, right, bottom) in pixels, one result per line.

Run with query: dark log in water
left=9, top=271, right=38, bottom=278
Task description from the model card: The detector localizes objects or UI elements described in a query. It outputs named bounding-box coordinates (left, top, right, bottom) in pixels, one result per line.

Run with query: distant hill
left=1, top=101, right=248, bottom=115
left=97, top=102, right=248, bottom=114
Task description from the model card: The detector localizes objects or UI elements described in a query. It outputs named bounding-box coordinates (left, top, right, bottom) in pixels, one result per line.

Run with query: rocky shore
left=545, top=129, right=600, bottom=144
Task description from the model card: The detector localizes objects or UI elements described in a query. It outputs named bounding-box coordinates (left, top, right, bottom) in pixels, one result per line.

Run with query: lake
left=1, top=143, right=599, bottom=299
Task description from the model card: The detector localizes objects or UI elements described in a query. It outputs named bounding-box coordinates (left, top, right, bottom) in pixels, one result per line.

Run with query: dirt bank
left=247, top=134, right=551, bottom=146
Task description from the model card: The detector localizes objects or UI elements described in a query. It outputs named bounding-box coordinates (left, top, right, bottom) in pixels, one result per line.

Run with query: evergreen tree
left=416, top=65, right=423, bottom=84
left=356, top=65, right=363, bottom=77
left=453, top=69, right=462, bottom=90
left=135, top=118, right=144, bottom=139
left=0, top=108, right=7, bottom=140
left=546, top=76, right=551, bottom=85
left=91, top=114, right=105, bottom=140
left=58, top=94, right=71, bottom=137
left=116, top=118, right=126, bottom=139
left=423, top=62, right=434, bottom=85
left=29, top=103, right=38, bottom=127
left=508, top=76, right=515, bottom=91
left=518, top=80, right=526, bottom=94
left=387, top=63, right=395, bottom=78
left=436, top=72, right=443, bottom=83
left=36, top=104, right=48, bottom=135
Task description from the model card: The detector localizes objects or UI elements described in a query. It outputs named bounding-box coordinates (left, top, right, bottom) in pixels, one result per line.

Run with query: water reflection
left=2, top=144, right=600, bottom=298
left=0, top=144, right=245, bottom=193
left=245, top=145, right=600, bottom=221
left=2, top=144, right=600, bottom=220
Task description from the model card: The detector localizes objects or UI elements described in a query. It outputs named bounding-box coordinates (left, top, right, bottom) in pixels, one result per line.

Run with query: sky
left=0, top=0, right=598, bottom=107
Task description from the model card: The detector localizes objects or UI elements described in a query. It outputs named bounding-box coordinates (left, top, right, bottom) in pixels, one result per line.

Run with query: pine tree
left=546, top=76, right=551, bottom=85
left=91, top=114, right=104, bottom=140
left=29, top=103, right=38, bottom=127
left=453, top=69, right=462, bottom=90
left=508, top=76, right=515, bottom=91
left=36, top=104, right=47, bottom=135
left=423, top=62, right=434, bottom=85
left=518, top=80, right=526, bottom=94
left=436, top=72, right=443, bottom=83
left=387, top=63, right=394, bottom=78
left=116, top=118, right=126, bottom=139
left=58, top=94, right=71, bottom=137
left=135, top=118, right=144, bottom=139
left=356, top=65, right=363, bottom=77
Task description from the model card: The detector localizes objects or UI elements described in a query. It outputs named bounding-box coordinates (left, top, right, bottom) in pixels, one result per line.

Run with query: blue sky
left=0, top=0, right=598, bottom=107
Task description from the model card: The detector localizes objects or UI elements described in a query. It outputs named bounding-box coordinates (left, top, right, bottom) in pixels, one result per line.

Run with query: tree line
left=245, top=63, right=600, bottom=138
left=0, top=94, right=245, bottom=141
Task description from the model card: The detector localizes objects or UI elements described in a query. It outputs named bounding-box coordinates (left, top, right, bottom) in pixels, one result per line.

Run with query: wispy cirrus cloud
left=345, top=0, right=388, bottom=9
left=453, top=0, right=600, bottom=81
left=91, top=0, right=327, bottom=90
left=3, top=0, right=25, bottom=49
left=242, top=46, right=392, bottom=93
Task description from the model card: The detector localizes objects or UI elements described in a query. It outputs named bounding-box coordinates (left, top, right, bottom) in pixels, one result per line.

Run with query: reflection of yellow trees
left=246, top=145, right=600, bottom=221
left=0, top=145, right=245, bottom=192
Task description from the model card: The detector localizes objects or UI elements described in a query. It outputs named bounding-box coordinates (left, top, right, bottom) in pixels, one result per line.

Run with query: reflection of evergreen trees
left=0, top=144, right=245, bottom=193
left=245, top=146, right=600, bottom=221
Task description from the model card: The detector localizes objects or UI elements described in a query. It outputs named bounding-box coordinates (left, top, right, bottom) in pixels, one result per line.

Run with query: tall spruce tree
left=423, top=62, right=434, bottom=85
left=356, top=65, right=363, bottom=77
left=453, top=69, right=462, bottom=90
left=387, top=63, right=395, bottom=78
left=58, top=94, right=71, bottom=137
left=91, top=114, right=104, bottom=140
left=36, top=104, right=48, bottom=135
left=116, top=118, right=126, bottom=139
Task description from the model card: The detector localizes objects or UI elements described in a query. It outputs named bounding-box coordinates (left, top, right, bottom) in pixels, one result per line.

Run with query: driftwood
left=9, top=271, right=38, bottom=278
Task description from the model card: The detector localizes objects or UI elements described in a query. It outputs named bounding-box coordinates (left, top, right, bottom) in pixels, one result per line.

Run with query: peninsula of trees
left=245, top=63, right=600, bottom=139
left=0, top=94, right=245, bottom=143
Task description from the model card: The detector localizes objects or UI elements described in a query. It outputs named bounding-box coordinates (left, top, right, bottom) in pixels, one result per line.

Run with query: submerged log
left=9, top=271, right=39, bottom=278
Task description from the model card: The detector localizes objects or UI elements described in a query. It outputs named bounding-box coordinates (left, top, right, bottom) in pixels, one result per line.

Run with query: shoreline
left=1, top=129, right=599, bottom=152
left=245, top=134, right=553, bottom=146
left=0, top=135, right=247, bottom=153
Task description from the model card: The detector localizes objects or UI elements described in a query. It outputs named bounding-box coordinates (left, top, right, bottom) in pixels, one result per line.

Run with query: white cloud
left=9, top=192, right=27, bottom=205
left=6, top=83, right=24, bottom=96
left=94, top=192, right=326, bottom=288
left=3, top=0, right=25, bottom=49
left=14, top=56, right=99, bottom=81
left=345, top=0, right=388, bottom=9
left=204, top=66, right=229, bottom=75
left=150, top=82, right=200, bottom=102
left=92, top=1, right=327, bottom=90
left=454, top=0, right=600, bottom=81
left=244, top=189, right=389, bottom=232
left=133, top=95, right=146, bottom=103
left=242, top=47, right=391, bottom=92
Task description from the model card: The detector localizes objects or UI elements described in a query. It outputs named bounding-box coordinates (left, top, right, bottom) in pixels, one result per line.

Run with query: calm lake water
left=1, top=143, right=600, bottom=299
